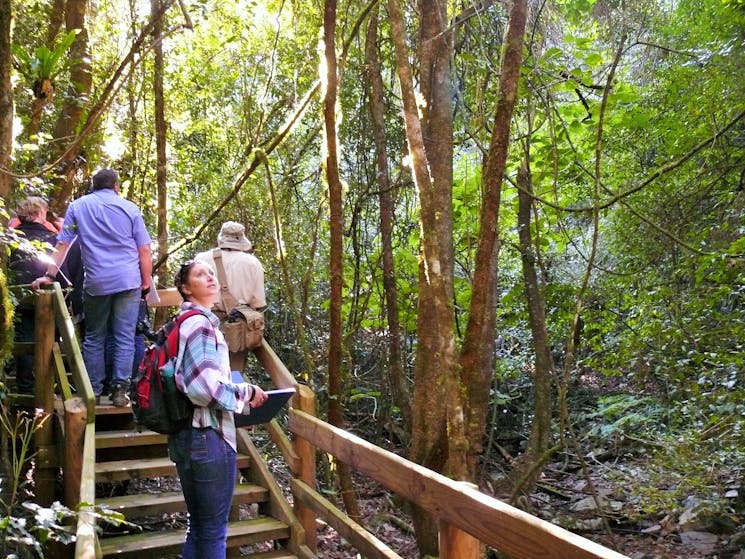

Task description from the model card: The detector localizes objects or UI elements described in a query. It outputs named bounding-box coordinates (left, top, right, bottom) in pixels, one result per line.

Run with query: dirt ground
left=310, top=474, right=744, bottom=559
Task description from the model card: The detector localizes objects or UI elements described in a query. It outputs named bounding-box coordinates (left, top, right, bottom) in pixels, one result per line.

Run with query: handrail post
left=439, top=520, right=481, bottom=559
left=293, top=384, right=317, bottom=553
left=33, top=289, right=56, bottom=506
left=439, top=482, right=482, bottom=559
left=63, top=397, right=87, bottom=508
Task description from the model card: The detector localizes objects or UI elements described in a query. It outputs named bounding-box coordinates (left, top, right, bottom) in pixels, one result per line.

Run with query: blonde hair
left=16, top=196, right=48, bottom=221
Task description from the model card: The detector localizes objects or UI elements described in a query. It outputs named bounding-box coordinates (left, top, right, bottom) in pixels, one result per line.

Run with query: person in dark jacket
left=8, top=197, right=58, bottom=393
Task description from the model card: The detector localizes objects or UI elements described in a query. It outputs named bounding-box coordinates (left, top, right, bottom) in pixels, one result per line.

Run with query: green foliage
left=607, top=417, right=745, bottom=519
left=0, top=397, right=75, bottom=558
left=0, top=267, right=14, bottom=374
left=11, top=30, right=79, bottom=87
left=580, top=393, right=666, bottom=443
left=0, top=501, right=77, bottom=558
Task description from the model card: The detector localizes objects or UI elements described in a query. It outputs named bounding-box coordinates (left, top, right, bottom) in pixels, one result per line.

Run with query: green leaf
left=543, top=47, right=563, bottom=61
left=584, top=52, right=604, bottom=67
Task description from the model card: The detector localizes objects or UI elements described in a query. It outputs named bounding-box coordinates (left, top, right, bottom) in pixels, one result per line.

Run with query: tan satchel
left=212, top=249, right=265, bottom=352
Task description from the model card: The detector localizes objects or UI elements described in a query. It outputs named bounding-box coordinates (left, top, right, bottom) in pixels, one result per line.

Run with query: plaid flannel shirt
left=175, top=301, right=255, bottom=451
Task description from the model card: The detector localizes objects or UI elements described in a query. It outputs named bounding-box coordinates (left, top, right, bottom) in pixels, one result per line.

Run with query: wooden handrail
left=50, top=283, right=96, bottom=418
left=32, top=290, right=57, bottom=505
left=73, top=422, right=98, bottom=559
left=27, top=283, right=99, bottom=558
left=253, top=340, right=299, bottom=390
left=149, top=286, right=183, bottom=308
left=43, top=285, right=629, bottom=559
left=289, top=409, right=630, bottom=559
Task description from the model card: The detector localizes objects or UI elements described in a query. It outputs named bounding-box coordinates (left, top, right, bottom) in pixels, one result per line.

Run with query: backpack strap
left=169, top=309, right=215, bottom=370
left=175, top=309, right=206, bottom=325
left=212, top=248, right=239, bottom=313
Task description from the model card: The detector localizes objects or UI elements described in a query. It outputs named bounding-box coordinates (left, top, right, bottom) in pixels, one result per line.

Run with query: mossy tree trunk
left=0, top=0, right=12, bottom=203
left=0, top=268, right=15, bottom=509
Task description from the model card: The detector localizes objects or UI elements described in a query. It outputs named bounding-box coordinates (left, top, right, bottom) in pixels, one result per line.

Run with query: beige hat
left=217, top=221, right=252, bottom=252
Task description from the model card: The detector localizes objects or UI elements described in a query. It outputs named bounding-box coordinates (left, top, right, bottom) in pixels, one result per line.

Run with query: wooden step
left=95, top=399, right=135, bottom=415
left=249, top=551, right=299, bottom=559
left=99, top=517, right=291, bottom=558
left=96, top=429, right=167, bottom=449
left=95, top=454, right=252, bottom=482
left=98, top=484, right=268, bottom=516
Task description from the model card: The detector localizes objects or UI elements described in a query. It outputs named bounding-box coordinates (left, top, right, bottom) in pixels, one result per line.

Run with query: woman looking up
left=169, top=260, right=267, bottom=559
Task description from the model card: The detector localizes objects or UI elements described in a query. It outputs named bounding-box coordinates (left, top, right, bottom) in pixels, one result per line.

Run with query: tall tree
left=388, top=0, right=461, bottom=553
left=387, top=0, right=528, bottom=552
left=510, top=158, right=554, bottom=498
left=17, top=4, right=74, bottom=149
left=323, top=0, right=360, bottom=521
left=0, top=0, right=11, bottom=204
left=46, top=0, right=179, bottom=214
left=458, top=0, right=528, bottom=478
left=152, top=0, right=168, bottom=285
left=364, top=7, right=411, bottom=435
left=49, top=0, right=91, bottom=209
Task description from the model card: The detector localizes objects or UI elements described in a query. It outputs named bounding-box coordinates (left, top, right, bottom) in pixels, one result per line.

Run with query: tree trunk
left=46, top=0, right=66, bottom=44
left=50, top=0, right=92, bottom=213
left=364, top=7, right=411, bottom=437
left=459, top=0, right=528, bottom=479
left=388, top=0, right=459, bottom=554
left=27, top=80, right=54, bottom=146
left=152, top=0, right=168, bottom=285
left=323, top=0, right=360, bottom=522
left=510, top=160, right=554, bottom=499
left=0, top=0, right=12, bottom=203
left=417, top=0, right=464, bottom=480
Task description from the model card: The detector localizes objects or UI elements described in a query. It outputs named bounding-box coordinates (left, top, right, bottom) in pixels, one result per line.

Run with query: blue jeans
left=105, top=299, right=148, bottom=390
left=169, top=427, right=237, bottom=559
left=82, top=288, right=140, bottom=396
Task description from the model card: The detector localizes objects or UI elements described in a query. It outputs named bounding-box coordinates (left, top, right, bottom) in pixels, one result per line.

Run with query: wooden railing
left=16, top=283, right=99, bottom=559
left=233, top=286, right=631, bottom=559
left=19, top=286, right=630, bottom=559
left=288, top=410, right=630, bottom=559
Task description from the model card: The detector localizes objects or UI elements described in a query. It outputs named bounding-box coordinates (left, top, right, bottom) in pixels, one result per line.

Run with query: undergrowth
left=578, top=391, right=744, bottom=523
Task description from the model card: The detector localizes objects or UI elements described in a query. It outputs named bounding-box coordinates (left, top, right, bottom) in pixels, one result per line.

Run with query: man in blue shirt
left=32, top=168, right=152, bottom=406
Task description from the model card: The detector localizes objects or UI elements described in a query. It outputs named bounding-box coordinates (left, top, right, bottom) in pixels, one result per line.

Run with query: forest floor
left=309, top=470, right=743, bottom=559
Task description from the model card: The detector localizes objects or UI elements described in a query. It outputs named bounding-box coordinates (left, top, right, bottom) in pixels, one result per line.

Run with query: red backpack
left=129, top=310, right=205, bottom=434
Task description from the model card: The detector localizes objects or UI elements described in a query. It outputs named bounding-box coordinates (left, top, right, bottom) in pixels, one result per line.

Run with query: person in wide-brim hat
left=217, top=221, right=252, bottom=252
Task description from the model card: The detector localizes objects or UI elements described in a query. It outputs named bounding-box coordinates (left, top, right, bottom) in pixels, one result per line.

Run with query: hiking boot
left=111, top=386, right=129, bottom=407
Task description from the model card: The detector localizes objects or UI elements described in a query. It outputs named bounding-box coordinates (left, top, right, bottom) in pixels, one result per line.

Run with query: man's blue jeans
left=82, top=288, right=140, bottom=396
left=105, top=299, right=148, bottom=390
left=169, top=427, right=237, bottom=559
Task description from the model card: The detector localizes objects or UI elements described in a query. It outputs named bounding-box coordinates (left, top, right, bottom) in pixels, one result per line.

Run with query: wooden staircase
left=20, top=285, right=632, bottom=559
left=92, top=397, right=305, bottom=559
